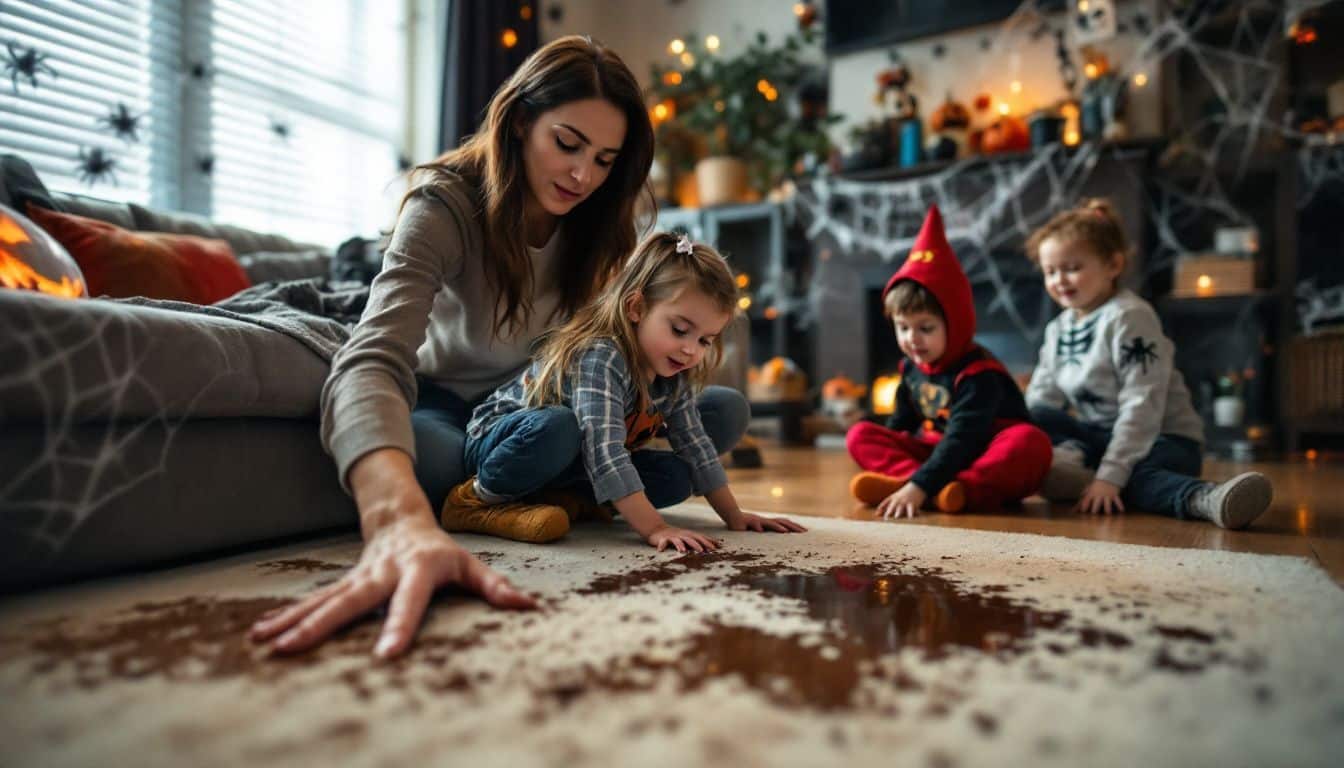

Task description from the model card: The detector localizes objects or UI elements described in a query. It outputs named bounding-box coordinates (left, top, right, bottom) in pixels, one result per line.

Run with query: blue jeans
left=1029, top=405, right=1206, bottom=518
left=412, top=381, right=749, bottom=509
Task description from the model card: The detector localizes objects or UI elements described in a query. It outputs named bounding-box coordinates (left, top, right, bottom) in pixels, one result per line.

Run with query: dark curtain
left=438, top=0, right=541, bottom=153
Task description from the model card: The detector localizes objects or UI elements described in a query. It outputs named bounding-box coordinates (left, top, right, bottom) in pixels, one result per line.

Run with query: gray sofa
left=1, top=156, right=359, bottom=591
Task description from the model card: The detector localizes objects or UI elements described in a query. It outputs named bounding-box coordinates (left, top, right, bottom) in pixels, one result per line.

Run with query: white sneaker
left=1186, top=472, right=1273, bottom=530
left=1040, top=442, right=1095, bottom=502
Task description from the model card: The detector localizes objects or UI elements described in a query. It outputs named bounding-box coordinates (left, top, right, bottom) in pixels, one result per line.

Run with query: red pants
left=845, top=420, right=1052, bottom=510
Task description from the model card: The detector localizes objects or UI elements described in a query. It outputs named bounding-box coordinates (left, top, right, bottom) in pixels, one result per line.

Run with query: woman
left=250, top=36, right=750, bottom=658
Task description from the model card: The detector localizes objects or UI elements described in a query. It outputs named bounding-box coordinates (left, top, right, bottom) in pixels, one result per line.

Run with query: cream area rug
left=2, top=504, right=1342, bottom=768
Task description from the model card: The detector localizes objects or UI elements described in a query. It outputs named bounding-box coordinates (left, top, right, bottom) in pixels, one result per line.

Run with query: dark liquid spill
left=14, top=595, right=503, bottom=697
left=574, top=551, right=763, bottom=595
left=734, top=565, right=1069, bottom=661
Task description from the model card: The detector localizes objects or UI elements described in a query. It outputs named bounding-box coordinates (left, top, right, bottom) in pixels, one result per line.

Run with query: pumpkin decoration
left=822, top=374, right=867, bottom=401
left=928, top=94, right=972, bottom=160
left=747, top=356, right=809, bottom=402
left=0, top=203, right=86, bottom=298
left=930, top=95, right=971, bottom=132
left=821, top=374, right=868, bottom=425
left=979, top=114, right=1030, bottom=154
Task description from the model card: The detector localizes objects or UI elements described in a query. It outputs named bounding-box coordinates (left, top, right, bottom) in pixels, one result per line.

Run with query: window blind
left=0, top=0, right=182, bottom=208
left=1, top=0, right=409, bottom=247
left=204, top=0, right=407, bottom=247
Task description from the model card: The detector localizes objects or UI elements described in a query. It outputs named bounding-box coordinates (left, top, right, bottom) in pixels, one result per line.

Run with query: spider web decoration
left=1296, top=143, right=1344, bottom=208
left=1297, top=280, right=1344, bottom=333
left=0, top=303, right=232, bottom=561
left=789, top=0, right=1344, bottom=354
left=794, top=141, right=1122, bottom=343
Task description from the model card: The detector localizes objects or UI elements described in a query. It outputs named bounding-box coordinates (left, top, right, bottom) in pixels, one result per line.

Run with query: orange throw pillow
left=25, top=204, right=251, bottom=304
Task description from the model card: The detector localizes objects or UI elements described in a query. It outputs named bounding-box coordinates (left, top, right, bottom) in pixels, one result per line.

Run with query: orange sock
left=931, top=481, right=966, bottom=513
left=849, top=472, right=907, bottom=505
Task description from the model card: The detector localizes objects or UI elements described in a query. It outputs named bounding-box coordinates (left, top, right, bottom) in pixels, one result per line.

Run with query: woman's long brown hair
left=406, top=35, right=655, bottom=337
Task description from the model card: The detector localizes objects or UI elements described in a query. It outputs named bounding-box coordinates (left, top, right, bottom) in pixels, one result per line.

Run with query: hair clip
left=675, top=234, right=694, bottom=255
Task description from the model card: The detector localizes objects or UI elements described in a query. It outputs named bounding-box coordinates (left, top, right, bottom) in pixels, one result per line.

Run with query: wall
left=542, top=0, right=1165, bottom=149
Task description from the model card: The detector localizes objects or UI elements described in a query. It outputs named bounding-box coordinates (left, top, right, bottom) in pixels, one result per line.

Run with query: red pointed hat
left=881, top=204, right=976, bottom=374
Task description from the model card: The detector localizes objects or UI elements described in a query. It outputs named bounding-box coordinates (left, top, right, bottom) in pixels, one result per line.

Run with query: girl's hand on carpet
left=648, top=525, right=722, bottom=553
left=877, top=484, right=926, bottom=519
left=730, top=513, right=809, bottom=533
left=1076, top=479, right=1125, bottom=516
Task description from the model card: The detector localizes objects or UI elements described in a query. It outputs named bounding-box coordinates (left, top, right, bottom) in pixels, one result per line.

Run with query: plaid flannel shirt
left=466, top=338, right=728, bottom=503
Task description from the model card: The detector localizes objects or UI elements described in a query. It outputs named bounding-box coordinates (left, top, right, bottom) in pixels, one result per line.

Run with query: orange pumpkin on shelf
left=979, top=115, right=1030, bottom=155
left=930, top=95, right=971, bottom=132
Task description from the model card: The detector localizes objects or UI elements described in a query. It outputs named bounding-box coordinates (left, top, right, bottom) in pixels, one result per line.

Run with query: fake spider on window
left=76, top=147, right=119, bottom=187
left=5, top=42, right=57, bottom=92
left=98, top=103, right=142, bottom=143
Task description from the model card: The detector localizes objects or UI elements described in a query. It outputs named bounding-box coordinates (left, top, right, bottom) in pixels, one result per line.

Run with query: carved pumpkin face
left=0, top=203, right=86, bottom=298
left=931, top=97, right=971, bottom=131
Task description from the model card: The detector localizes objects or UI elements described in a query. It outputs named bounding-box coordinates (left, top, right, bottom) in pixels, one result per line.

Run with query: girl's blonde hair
left=1025, top=198, right=1132, bottom=271
left=525, top=231, right=739, bottom=408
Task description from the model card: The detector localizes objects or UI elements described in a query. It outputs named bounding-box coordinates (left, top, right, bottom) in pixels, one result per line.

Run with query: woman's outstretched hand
left=250, top=449, right=536, bottom=659
left=250, top=517, right=535, bottom=658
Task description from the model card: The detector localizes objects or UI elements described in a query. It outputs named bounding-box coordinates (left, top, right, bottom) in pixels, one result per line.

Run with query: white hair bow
left=675, top=234, right=694, bottom=255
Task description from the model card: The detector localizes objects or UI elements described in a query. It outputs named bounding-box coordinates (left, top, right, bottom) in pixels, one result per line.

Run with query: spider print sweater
left=1025, top=289, right=1204, bottom=488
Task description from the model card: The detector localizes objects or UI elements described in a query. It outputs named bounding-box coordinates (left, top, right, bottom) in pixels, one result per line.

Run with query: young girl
left=1024, top=199, right=1273, bottom=529
left=441, top=232, right=807, bottom=550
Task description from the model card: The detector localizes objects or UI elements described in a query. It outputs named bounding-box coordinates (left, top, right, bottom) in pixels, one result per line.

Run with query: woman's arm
left=322, top=185, right=477, bottom=490
left=253, top=182, right=537, bottom=658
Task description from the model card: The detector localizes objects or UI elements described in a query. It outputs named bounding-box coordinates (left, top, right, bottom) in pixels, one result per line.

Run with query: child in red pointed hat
left=846, top=204, right=1052, bottom=517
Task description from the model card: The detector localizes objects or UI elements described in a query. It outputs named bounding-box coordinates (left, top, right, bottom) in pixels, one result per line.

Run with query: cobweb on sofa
left=0, top=302, right=230, bottom=558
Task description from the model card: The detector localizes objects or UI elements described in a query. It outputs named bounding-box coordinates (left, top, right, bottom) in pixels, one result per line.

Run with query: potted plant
left=650, top=28, right=840, bottom=206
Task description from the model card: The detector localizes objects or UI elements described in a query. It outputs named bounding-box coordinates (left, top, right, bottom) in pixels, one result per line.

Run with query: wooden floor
left=726, top=443, right=1344, bottom=584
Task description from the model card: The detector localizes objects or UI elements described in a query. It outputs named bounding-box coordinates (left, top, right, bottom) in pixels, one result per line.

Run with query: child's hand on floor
left=648, top=525, right=722, bottom=553
left=730, top=512, right=809, bottom=533
left=878, top=483, right=927, bottom=519
left=1077, top=479, right=1125, bottom=515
